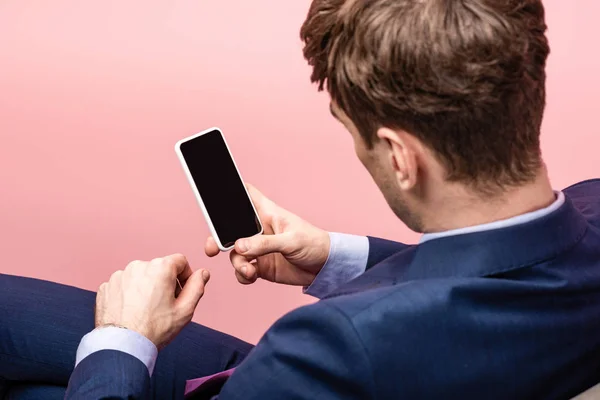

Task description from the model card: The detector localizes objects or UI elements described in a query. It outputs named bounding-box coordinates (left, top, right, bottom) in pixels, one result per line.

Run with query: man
left=1, top=0, right=599, bottom=398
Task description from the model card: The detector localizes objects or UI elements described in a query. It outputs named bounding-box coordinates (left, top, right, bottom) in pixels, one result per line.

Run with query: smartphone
left=175, top=127, right=263, bottom=251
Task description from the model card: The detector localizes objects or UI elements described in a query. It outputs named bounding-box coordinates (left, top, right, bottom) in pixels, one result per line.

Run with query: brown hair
left=300, top=0, right=550, bottom=190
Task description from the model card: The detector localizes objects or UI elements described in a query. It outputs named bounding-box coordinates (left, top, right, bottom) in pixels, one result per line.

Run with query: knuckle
left=125, top=261, right=140, bottom=273
left=230, top=254, right=246, bottom=268
left=229, top=251, right=238, bottom=263
left=163, top=259, right=178, bottom=276
left=233, top=264, right=245, bottom=274
left=150, top=257, right=164, bottom=266
left=127, top=260, right=143, bottom=268
left=149, top=257, right=170, bottom=274
left=154, top=257, right=177, bottom=277
left=110, top=270, right=123, bottom=281
left=236, top=272, right=250, bottom=285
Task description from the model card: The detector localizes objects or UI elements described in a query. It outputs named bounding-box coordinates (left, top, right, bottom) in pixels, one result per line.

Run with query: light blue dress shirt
left=76, top=191, right=565, bottom=374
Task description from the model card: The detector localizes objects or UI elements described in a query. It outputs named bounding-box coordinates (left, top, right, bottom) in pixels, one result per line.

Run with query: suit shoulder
left=326, top=280, right=453, bottom=316
left=564, top=178, right=600, bottom=198
left=320, top=280, right=460, bottom=345
left=319, top=281, right=477, bottom=394
left=564, top=178, right=600, bottom=228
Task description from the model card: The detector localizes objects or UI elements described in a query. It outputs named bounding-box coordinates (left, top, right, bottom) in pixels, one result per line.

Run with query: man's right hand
left=205, top=184, right=330, bottom=287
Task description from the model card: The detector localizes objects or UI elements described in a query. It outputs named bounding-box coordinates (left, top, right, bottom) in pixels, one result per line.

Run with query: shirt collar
left=419, top=191, right=565, bottom=244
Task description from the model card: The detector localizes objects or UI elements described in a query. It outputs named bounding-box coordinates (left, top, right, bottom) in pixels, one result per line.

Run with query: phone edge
left=174, top=127, right=264, bottom=252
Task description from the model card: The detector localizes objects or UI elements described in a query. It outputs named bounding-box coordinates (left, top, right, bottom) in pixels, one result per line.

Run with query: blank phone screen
left=179, top=129, right=261, bottom=247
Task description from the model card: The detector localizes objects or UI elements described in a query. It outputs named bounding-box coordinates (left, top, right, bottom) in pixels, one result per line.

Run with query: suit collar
left=395, top=194, right=588, bottom=281
left=327, top=193, right=588, bottom=299
left=418, top=192, right=565, bottom=244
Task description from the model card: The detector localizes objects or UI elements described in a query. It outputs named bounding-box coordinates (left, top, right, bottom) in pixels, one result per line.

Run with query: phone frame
left=175, top=127, right=264, bottom=252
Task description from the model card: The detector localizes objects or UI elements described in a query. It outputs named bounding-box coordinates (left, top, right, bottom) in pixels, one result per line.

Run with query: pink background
left=0, top=0, right=598, bottom=344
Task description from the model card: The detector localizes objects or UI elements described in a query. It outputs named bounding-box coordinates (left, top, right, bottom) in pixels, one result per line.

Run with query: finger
left=164, top=254, right=193, bottom=285
left=105, top=272, right=123, bottom=323
left=245, top=183, right=263, bottom=202
left=229, top=251, right=258, bottom=282
left=237, top=262, right=259, bottom=283
left=235, top=232, right=293, bottom=258
left=176, top=269, right=210, bottom=316
left=205, top=236, right=220, bottom=257
left=235, top=269, right=256, bottom=285
left=109, top=270, right=123, bottom=285
left=245, top=183, right=271, bottom=214
left=95, top=282, right=107, bottom=327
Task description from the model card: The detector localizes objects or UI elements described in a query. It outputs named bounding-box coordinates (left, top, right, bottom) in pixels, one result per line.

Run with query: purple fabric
left=185, top=368, right=235, bottom=398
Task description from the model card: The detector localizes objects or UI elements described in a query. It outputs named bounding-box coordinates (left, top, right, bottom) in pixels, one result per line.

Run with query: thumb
left=235, top=233, right=293, bottom=258
left=176, top=269, right=210, bottom=316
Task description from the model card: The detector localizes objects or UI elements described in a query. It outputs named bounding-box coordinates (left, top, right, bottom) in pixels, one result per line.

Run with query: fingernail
left=202, top=270, right=210, bottom=281
left=241, top=266, right=248, bottom=276
left=237, top=240, right=249, bottom=253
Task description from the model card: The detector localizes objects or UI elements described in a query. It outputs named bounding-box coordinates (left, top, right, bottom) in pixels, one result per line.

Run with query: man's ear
left=377, top=127, right=418, bottom=191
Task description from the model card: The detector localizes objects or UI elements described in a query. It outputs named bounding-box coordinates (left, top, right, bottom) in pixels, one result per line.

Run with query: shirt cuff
left=75, top=327, right=158, bottom=376
left=304, top=232, right=369, bottom=299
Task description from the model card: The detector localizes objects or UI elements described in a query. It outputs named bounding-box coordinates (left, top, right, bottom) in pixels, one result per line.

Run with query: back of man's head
left=300, top=0, right=550, bottom=193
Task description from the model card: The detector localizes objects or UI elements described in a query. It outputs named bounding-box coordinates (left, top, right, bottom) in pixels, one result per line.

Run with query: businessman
left=2, top=0, right=600, bottom=399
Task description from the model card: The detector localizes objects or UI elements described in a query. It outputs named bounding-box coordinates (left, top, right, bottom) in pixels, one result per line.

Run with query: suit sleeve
left=216, top=302, right=376, bottom=400
left=366, top=236, right=409, bottom=270
left=65, top=350, right=151, bottom=400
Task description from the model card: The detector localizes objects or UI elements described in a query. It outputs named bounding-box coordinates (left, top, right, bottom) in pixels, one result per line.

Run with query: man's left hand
left=95, top=254, right=210, bottom=349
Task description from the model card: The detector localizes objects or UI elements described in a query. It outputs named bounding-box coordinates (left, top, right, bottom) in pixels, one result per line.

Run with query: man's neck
left=421, top=170, right=556, bottom=234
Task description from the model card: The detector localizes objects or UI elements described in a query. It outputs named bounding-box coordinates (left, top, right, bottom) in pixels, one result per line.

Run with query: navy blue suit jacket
left=66, top=179, right=600, bottom=399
